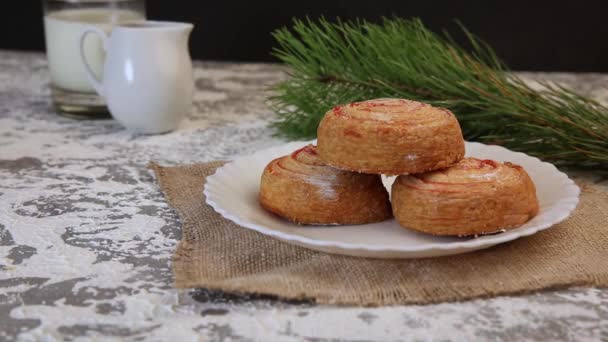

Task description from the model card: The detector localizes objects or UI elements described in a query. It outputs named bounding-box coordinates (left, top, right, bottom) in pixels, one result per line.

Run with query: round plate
left=204, top=141, right=580, bottom=258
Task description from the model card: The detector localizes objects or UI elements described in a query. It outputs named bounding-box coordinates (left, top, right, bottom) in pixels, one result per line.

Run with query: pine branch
left=268, top=17, right=608, bottom=171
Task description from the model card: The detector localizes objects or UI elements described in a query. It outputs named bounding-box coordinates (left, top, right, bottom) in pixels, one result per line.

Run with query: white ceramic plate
left=204, top=141, right=580, bottom=258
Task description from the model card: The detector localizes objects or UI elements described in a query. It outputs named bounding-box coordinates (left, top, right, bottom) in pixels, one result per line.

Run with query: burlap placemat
left=150, top=161, right=608, bottom=306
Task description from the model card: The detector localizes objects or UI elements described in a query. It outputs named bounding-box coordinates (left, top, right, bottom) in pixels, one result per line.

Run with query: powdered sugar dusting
left=468, top=172, right=498, bottom=180
left=304, top=174, right=338, bottom=200
left=368, top=111, right=395, bottom=122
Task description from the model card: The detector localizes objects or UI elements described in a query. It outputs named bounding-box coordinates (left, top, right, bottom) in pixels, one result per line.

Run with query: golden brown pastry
left=259, top=144, right=392, bottom=225
left=391, top=158, right=539, bottom=236
left=317, top=98, right=465, bottom=175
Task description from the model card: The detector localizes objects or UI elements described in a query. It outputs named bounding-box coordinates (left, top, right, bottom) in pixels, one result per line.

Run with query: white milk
left=44, top=8, right=144, bottom=93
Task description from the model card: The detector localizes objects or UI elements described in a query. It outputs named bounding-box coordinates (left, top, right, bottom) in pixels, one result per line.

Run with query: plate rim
left=204, top=140, right=580, bottom=254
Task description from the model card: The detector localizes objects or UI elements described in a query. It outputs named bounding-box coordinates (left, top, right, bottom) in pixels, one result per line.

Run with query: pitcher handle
left=79, top=27, right=108, bottom=97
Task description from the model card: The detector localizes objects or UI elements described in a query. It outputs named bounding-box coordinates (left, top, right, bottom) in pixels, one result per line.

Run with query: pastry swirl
left=317, top=98, right=465, bottom=175
left=259, top=144, right=392, bottom=225
left=391, top=158, right=539, bottom=236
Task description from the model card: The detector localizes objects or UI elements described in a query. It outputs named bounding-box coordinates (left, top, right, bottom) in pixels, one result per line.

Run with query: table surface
left=0, top=50, right=607, bottom=341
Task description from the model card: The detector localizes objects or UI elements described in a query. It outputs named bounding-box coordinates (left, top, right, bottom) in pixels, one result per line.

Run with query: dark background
left=2, top=1, right=608, bottom=71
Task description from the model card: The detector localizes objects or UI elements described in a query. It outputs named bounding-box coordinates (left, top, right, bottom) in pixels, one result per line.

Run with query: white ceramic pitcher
left=79, top=21, right=194, bottom=133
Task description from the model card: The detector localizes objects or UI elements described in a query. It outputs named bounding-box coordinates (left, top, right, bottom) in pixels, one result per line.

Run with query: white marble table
left=0, top=50, right=606, bottom=341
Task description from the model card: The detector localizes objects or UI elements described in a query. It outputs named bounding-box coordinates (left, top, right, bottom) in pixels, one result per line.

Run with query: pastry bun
left=317, top=98, right=465, bottom=175
left=391, top=158, right=539, bottom=236
left=259, top=145, right=392, bottom=225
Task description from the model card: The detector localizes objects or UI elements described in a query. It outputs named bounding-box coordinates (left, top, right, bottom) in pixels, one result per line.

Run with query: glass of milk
left=43, top=0, right=146, bottom=119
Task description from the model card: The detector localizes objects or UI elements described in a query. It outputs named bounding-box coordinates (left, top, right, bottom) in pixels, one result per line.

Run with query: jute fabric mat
left=151, top=162, right=608, bottom=305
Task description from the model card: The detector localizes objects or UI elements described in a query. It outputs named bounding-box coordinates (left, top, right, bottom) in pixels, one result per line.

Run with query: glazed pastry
left=259, top=145, right=392, bottom=225
left=391, top=158, right=539, bottom=236
left=317, top=98, right=465, bottom=175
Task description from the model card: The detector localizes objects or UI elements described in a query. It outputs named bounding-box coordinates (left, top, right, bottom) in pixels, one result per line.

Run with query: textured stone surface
left=0, top=50, right=607, bottom=341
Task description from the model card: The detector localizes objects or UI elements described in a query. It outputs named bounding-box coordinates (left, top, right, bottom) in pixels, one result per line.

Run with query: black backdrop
left=3, top=1, right=608, bottom=71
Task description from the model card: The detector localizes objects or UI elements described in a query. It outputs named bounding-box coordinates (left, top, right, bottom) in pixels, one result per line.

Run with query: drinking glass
left=43, top=0, right=146, bottom=119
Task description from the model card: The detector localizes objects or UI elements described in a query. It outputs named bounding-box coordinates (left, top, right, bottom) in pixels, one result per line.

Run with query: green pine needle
left=268, top=17, right=608, bottom=171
